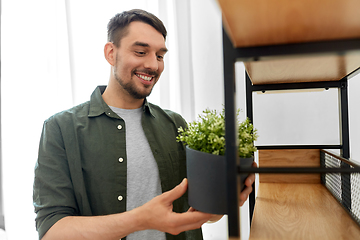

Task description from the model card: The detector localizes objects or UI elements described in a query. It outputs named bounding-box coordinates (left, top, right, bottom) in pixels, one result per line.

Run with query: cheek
left=116, top=60, right=136, bottom=77
left=116, top=51, right=139, bottom=71
left=158, top=62, right=165, bottom=74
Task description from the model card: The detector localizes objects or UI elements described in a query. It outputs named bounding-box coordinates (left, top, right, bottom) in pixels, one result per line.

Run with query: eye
left=157, top=55, right=164, bottom=61
left=135, top=51, right=146, bottom=56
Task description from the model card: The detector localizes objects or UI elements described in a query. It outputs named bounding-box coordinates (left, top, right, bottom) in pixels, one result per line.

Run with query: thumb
left=162, top=178, right=188, bottom=203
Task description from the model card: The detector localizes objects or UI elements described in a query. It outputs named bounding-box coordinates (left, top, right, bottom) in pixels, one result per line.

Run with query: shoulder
left=148, top=103, right=188, bottom=128
left=163, top=109, right=187, bottom=126
left=44, top=101, right=90, bottom=127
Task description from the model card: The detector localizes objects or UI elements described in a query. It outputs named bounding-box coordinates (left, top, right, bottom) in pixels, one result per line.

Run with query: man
left=33, top=9, right=255, bottom=240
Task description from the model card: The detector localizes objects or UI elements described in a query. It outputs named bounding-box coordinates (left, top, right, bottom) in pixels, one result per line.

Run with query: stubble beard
left=113, top=55, right=158, bottom=100
left=114, top=70, right=153, bottom=100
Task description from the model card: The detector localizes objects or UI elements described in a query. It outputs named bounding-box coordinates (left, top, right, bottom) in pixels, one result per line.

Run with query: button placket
left=115, top=121, right=125, bottom=205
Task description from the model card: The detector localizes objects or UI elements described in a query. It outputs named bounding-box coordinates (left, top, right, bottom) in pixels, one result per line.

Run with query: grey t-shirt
left=110, top=106, right=166, bottom=240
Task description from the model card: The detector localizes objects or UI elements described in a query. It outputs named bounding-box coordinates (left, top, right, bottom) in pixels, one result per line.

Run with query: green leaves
left=238, top=117, right=258, bottom=158
left=177, top=109, right=258, bottom=158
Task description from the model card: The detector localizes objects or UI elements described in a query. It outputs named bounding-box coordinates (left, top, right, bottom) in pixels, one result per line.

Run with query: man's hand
left=239, top=161, right=257, bottom=206
left=42, top=178, right=211, bottom=240
left=139, top=178, right=213, bottom=235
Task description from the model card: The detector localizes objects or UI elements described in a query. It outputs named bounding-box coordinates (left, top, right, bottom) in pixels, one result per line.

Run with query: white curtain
left=2, top=1, right=73, bottom=239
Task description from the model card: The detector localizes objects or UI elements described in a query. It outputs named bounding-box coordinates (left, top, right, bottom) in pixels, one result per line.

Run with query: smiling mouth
left=136, top=73, right=153, bottom=81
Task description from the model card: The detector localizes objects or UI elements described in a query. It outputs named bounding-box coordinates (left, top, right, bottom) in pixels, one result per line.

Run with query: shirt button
left=117, top=125, right=122, bottom=130
left=118, top=195, right=123, bottom=201
left=119, top=157, right=124, bottom=163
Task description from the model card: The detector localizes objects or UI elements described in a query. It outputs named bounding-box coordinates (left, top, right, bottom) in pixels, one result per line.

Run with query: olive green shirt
left=33, top=86, right=203, bottom=240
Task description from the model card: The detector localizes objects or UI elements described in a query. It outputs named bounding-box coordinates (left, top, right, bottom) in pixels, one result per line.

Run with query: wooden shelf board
left=259, top=149, right=321, bottom=183
left=245, top=53, right=360, bottom=85
left=249, top=183, right=360, bottom=240
left=217, top=0, right=360, bottom=48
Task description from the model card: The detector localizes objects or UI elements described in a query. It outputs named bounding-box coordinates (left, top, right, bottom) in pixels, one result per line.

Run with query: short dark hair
left=107, top=9, right=167, bottom=47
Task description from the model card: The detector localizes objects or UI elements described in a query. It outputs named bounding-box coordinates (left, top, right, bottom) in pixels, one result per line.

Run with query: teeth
left=136, top=74, right=152, bottom=81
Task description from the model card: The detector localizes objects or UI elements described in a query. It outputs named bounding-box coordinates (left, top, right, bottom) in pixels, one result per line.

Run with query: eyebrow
left=133, top=41, right=168, bottom=53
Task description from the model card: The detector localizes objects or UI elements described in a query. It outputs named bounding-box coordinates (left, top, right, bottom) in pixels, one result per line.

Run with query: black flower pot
left=186, top=146, right=254, bottom=214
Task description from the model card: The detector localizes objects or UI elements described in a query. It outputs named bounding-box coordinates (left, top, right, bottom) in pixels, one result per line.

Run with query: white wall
left=349, top=75, right=360, bottom=163
left=253, top=88, right=340, bottom=146
left=189, top=0, right=225, bottom=116
left=2, top=1, right=73, bottom=239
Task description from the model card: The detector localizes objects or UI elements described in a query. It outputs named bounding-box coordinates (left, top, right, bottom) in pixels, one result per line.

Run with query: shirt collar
left=88, top=85, right=155, bottom=118
left=142, top=98, right=156, bottom=118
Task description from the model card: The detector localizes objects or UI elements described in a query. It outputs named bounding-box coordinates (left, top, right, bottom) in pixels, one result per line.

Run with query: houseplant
left=177, top=108, right=258, bottom=214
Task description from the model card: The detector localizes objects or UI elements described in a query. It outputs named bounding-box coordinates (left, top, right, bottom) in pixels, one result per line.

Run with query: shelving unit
left=217, top=0, right=360, bottom=238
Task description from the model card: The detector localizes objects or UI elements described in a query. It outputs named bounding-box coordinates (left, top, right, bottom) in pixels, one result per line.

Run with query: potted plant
left=177, top=108, right=258, bottom=214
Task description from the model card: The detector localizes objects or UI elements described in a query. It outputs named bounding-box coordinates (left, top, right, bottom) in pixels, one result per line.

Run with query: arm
left=42, top=179, right=212, bottom=240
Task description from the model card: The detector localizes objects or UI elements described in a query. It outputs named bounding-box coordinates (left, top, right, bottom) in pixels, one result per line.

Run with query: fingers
left=167, top=211, right=212, bottom=235
left=140, top=179, right=213, bottom=235
left=177, top=210, right=212, bottom=226
left=244, top=162, right=257, bottom=187
left=239, top=162, right=257, bottom=206
left=187, top=207, right=196, bottom=212
left=207, top=214, right=224, bottom=223
left=188, top=207, right=223, bottom=223
left=161, top=178, right=188, bottom=203
left=239, top=184, right=253, bottom=206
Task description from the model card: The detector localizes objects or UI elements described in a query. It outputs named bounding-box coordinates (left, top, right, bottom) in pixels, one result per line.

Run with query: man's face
left=113, top=21, right=167, bottom=99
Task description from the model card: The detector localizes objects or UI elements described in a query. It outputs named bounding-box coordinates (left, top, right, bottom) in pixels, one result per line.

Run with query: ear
left=104, top=42, right=116, bottom=66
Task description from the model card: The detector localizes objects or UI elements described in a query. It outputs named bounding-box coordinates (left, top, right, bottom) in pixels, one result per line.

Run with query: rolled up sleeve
left=33, top=118, right=78, bottom=239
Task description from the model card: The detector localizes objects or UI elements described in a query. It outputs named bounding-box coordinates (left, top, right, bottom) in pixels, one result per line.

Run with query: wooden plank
left=245, top=53, right=360, bottom=85
left=217, top=0, right=360, bottom=85
left=249, top=183, right=360, bottom=240
left=259, top=149, right=320, bottom=183
left=217, top=0, right=360, bottom=48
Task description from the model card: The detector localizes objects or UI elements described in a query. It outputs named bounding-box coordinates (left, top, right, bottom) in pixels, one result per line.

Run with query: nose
left=144, top=53, right=159, bottom=71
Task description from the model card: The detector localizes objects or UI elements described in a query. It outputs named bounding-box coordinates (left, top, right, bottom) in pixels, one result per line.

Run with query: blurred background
left=1, top=0, right=359, bottom=239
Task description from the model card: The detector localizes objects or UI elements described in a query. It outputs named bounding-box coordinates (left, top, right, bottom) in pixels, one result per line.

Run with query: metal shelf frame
left=222, top=26, right=360, bottom=238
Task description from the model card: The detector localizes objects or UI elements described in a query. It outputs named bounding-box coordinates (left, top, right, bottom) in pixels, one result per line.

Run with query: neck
left=102, top=81, right=144, bottom=109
